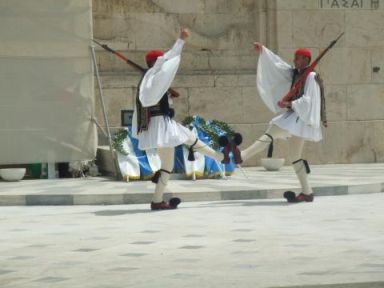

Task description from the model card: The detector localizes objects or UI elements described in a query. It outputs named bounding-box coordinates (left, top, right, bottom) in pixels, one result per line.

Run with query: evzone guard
left=238, top=43, right=327, bottom=203
left=132, top=28, right=242, bottom=210
left=238, top=34, right=343, bottom=202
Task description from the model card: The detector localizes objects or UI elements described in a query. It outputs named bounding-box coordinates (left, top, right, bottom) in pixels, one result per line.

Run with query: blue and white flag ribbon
left=116, top=118, right=236, bottom=180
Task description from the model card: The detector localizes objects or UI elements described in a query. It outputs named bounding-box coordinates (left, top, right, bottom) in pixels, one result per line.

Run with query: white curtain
left=0, top=0, right=96, bottom=164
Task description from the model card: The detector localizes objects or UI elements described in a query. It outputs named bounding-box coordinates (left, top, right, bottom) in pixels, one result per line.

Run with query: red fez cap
left=295, top=48, right=311, bottom=60
left=145, top=50, right=164, bottom=63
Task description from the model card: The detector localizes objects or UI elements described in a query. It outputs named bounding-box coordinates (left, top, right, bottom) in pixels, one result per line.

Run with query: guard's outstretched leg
left=240, top=125, right=290, bottom=163
left=185, top=134, right=243, bottom=165
left=186, top=137, right=224, bottom=162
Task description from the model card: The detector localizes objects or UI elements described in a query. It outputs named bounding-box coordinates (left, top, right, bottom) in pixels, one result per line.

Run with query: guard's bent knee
left=292, top=159, right=311, bottom=174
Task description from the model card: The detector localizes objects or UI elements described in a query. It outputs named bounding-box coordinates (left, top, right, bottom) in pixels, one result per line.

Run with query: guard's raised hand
left=253, top=42, right=263, bottom=53
left=277, top=100, right=291, bottom=109
left=180, top=28, right=190, bottom=41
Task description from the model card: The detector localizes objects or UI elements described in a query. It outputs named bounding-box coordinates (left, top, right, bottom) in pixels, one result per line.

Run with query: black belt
left=150, top=111, right=167, bottom=117
left=150, top=109, right=175, bottom=118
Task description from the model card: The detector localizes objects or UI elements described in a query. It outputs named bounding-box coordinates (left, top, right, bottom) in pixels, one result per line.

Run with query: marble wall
left=93, top=0, right=384, bottom=166
left=271, top=0, right=384, bottom=165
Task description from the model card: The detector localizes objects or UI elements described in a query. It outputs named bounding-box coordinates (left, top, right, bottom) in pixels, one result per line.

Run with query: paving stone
left=0, top=194, right=384, bottom=287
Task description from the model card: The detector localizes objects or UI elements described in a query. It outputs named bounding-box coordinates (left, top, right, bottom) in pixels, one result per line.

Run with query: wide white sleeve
left=256, top=46, right=293, bottom=113
left=131, top=107, right=138, bottom=139
left=139, top=39, right=185, bottom=107
left=291, top=72, right=321, bottom=128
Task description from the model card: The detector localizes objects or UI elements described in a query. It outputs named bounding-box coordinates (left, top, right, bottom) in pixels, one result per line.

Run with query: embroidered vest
left=136, top=73, right=174, bottom=133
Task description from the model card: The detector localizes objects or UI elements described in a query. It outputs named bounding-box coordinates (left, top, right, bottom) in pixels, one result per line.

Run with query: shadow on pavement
left=92, top=200, right=291, bottom=216
left=199, top=200, right=290, bottom=207
left=94, top=209, right=152, bottom=216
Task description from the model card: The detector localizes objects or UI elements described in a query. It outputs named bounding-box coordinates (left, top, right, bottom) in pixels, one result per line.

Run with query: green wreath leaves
left=182, top=116, right=235, bottom=150
left=112, top=129, right=129, bottom=156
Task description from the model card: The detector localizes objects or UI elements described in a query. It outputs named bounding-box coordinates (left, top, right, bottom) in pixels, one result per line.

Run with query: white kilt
left=137, top=116, right=194, bottom=150
left=271, top=110, right=322, bottom=142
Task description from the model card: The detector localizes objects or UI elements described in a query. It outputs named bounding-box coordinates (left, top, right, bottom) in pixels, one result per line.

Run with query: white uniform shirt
left=256, top=46, right=322, bottom=142
left=132, top=39, right=193, bottom=150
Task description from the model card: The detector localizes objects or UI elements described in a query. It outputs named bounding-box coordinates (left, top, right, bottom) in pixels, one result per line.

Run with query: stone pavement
left=0, top=164, right=384, bottom=206
left=0, top=193, right=383, bottom=288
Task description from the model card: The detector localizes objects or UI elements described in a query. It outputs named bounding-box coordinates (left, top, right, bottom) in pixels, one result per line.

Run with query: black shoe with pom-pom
left=219, top=135, right=230, bottom=164
left=232, top=133, right=243, bottom=164
left=219, top=133, right=243, bottom=165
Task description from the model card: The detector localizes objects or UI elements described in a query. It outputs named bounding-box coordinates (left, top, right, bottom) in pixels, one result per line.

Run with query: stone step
left=0, top=164, right=383, bottom=206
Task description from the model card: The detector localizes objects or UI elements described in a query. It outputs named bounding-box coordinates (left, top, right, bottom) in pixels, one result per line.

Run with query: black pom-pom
left=218, top=135, right=229, bottom=147
left=169, top=197, right=181, bottom=208
left=283, top=191, right=296, bottom=203
left=233, top=133, right=243, bottom=146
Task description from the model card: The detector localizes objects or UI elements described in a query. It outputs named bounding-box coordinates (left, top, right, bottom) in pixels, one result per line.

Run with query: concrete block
left=347, top=84, right=384, bottom=121
left=324, top=85, right=348, bottom=122
left=0, top=195, right=26, bottom=206
left=241, top=86, right=275, bottom=124
left=371, top=47, right=384, bottom=83
left=348, top=183, right=382, bottom=194
left=276, top=10, right=293, bottom=48
left=346, top=10, right=384, bottom=47
left=314, top=185, right=348, bottom=196
left=26, top=195, right=74, bottom=205
left=95, top=87, right=134, bottom=127
left=221, top=190, right=268, bottom=200
left=153, top=0, right=204, bottom=14
left=344, top=121, right=377, bottom=163
left=275, top=0, right=320, bottom=10
left=189, top=87, right=244, bottom=123
left=173, top=74, right=214, bottom=88
left=292, top=10, right=345, bottom=48
left=303, top=122, right=347, bottom=164
left=74, top=194, right=125, bottom=205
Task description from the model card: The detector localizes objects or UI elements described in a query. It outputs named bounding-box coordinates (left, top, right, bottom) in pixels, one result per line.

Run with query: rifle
left=92, top=39, right=180, bottom=98
left=280, top=32, right=344, bottom=104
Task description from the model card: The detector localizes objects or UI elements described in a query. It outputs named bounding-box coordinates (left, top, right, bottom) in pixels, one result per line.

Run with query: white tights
left=241, top=125, right=312, bottom=195
left=152, top=136, right=224, bottom=203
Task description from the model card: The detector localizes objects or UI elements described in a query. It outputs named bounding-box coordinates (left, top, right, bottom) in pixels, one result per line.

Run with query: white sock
left=152, top=171, right=171, bottom=203
left=153, top=147, right=174, bottom=203
left=292, top=160, right=313, bottom=195
left=240, top=135, right=271, bottom=161
left=186, top=138, right=224, bottom=162
left=241, top=125, right=291, bottom=162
